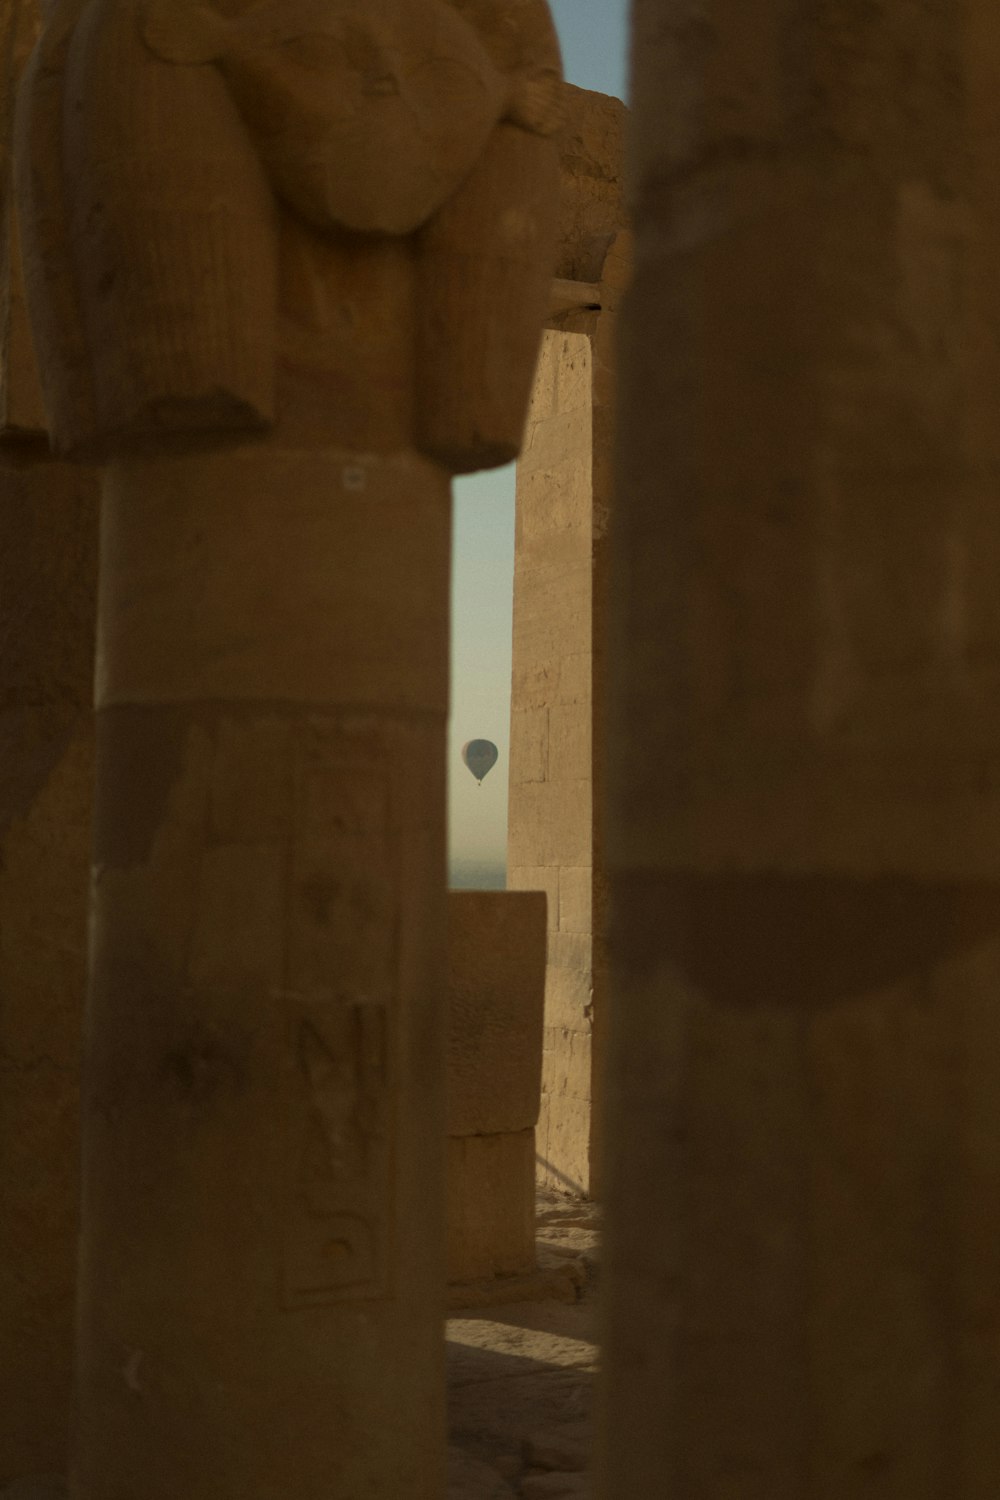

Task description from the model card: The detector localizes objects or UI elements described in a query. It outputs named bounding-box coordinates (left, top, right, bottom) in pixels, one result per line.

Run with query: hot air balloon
left=462, top=739, right=499, bottom=785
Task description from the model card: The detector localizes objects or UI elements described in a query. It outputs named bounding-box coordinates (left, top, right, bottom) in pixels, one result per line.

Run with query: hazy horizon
left=449, top=857, right=507, bottom=892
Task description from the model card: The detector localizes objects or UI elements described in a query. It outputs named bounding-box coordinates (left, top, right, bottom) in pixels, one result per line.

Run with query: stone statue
left=14, top=4, right=562, bottom=1496
left=19, top=0, right=561, bottom=461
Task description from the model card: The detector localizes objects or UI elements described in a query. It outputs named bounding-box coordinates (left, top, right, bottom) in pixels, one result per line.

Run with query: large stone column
left=82, top=444, right=451, bottom=1499
left=0, top=459, right=97, bottom=1493
left=16, top=2, right=561, bottom=1495
left=508, top=84, right=628, bottom=1197
left=602, top=1, right=1000, bottom=1495
left=0, top=1, right=99, bottom=1486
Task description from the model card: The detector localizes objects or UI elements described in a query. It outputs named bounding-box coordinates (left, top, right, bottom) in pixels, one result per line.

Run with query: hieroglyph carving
left=14, top=0, right=562, bottom=1325
left=282, top=758, right=399, bottom=1304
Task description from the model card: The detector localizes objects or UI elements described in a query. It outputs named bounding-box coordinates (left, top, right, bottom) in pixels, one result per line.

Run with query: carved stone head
left=142, top=0, right=512, bottom=233
left=16, top=0, right=564, bottom=461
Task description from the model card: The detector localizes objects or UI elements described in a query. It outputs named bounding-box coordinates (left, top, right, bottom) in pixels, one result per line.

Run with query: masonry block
left=447, top=891, right=547, bottom=1137
left=446, top=1130, right=536, bottom=1283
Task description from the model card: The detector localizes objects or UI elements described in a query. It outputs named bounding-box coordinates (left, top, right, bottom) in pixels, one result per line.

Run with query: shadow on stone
left=617, top=872, right=1000, bottom=1008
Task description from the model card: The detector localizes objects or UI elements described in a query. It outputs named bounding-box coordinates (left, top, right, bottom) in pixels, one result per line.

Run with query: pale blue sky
left=448, top=0, right=630, bottom=881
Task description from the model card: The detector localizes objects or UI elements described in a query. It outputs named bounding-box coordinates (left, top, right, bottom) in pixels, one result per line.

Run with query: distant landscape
left=448, top=859, right=506, bottom=891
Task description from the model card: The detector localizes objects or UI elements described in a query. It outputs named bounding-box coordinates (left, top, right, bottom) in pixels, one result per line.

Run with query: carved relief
left=15, top=0, right=564, bottom=463
left=284, top=999, right=392, bottom=1302
left=17, top=0, right=277, bottom=452
left=417, top=0, right=566, bottom=469
left=141, top=0, right=509, bottom=235
left=446, top=0, right=564, bottom=135
left=282, top=757, right=398, bottom=1305
left=12, top=0, right=564, bottom=1316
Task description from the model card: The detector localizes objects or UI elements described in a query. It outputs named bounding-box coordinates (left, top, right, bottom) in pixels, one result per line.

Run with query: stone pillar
left=0, top=1, right=99, bottom=1487
left=83, top=445, right=451, bottom=1499
left=602, top=1, right=1000, bottom=1495
left=508, top=85, right=628, bottom=1197
left=15, top=3, right=562, bottom=1496
left=0, top=458, right=98, bottom=1493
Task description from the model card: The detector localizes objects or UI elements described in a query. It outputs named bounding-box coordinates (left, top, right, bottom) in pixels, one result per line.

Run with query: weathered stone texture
left=447, top=891, right=546, bottom=1139
left=509, top=89, right=629, bottom=1196
left=447, top=1130, right=536, bottom=1283
left=446, top=892, right=545, bottom=1285
left=509, top=328, right=595, bottom=1195
left=602, top=1, right=1000, bottom=1495
left=82, top=448, right=452, bottom=1500
left=1, top=4, right=98, bottom=1483
left=0, top=459, right=98, bottom=1487
left=555, top=85, right=627, bottom=282
left=14, top=5, right=563, bottom=1496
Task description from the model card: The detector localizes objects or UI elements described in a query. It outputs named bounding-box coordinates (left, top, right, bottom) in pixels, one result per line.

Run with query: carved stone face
left=142, top=0, right=510, bottom=235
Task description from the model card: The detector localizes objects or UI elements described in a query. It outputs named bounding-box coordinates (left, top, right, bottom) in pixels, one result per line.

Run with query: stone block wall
left=507, top=85, right=628, bottom=1197
left=509, top=329, right=595, bottom=1196
left=446, top=890, right=546, bottom=1284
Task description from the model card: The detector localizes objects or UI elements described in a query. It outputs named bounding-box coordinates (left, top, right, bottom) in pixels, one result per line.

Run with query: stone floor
left=2, top=1193, right=600, bottom=1500
left=447, top=1190, right=600, bottom=1499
